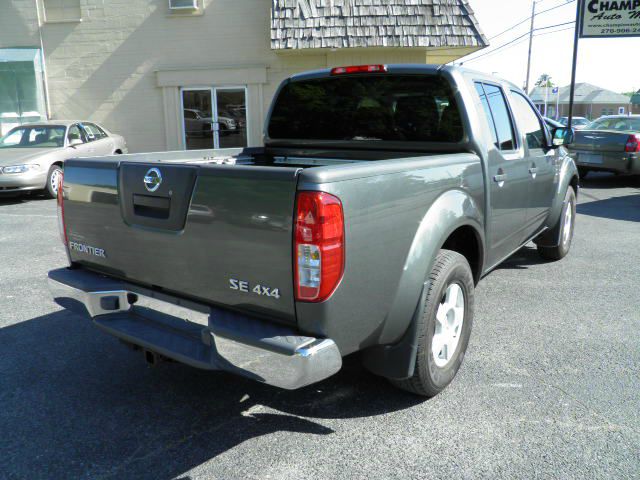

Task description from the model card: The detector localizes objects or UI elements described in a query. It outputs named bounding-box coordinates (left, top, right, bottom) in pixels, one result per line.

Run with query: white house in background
left=0, top=0, right=487, bottom=152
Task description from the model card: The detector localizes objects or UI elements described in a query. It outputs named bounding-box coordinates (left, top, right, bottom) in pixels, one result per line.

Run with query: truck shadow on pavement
left=496, top=245, right=551, bottom=270
left=580, top=172, right=640, bottom=190
left=0, top=311, right=422, bottom=479
left=577, top=194, right=640, bottom=223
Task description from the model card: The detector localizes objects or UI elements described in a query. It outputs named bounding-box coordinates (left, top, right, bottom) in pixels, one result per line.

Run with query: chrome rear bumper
left=48, top=268, right=342, bottom=390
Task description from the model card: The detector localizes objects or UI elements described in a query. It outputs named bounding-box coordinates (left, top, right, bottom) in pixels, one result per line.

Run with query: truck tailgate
left=62, top=159, right=300, bottom=324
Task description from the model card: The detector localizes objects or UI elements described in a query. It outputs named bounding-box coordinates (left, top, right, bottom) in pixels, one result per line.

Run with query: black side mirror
left=551, top=126, right=574, bottom=148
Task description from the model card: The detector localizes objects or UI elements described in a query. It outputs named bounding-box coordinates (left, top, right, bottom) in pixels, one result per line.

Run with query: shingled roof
left=270, top=0, right=488, bottom=50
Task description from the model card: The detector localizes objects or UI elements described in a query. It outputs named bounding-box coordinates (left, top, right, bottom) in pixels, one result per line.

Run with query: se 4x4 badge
left=229, top=279, right=281, bottom=299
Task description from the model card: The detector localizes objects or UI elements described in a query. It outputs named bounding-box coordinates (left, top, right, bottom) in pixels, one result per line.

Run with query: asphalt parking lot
left=0, top=173, right=638, bottom=480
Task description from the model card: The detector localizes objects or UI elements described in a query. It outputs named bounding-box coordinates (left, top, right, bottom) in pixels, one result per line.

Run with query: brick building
left=530, top=83, right=632, bottom=121
left=0, top=0, right=486, bottom=153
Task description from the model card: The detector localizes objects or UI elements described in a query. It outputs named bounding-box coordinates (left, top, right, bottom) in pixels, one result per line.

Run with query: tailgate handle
left=133, top=194, right=170, bottom=219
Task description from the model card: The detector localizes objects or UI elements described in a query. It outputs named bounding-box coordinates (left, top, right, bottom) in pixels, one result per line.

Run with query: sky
left=460, top=0, right=640, bottom=93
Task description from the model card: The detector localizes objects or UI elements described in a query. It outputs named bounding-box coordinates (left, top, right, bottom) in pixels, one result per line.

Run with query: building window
left=43, top=0, right=81, bottom=23
left=0, top=49, right=47, bottom=137
left=168, top=0, right=203, bottom=15
left=181, top=87, right=248, bottom=150
left=169, top=0, right=198, bottom=10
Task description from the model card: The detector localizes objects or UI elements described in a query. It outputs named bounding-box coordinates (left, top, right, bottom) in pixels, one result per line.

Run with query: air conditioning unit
left=169, top=0, right=198, bottom=10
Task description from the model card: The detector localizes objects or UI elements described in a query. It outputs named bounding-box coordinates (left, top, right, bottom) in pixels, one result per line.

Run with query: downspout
left=34, top=0, right=52, bottom=119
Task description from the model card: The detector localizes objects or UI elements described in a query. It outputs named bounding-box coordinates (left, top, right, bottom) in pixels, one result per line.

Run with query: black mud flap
left=361, top=281, right=429, bottom=380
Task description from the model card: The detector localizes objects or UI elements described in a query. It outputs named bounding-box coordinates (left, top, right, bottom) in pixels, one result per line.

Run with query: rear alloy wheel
left=432, top=283, right=465, bottom=368
left=537, top=187, right=576, bottom=261
left=45, top=165, right=63, bottom=199
left=391, top=250, right=474, bottom=397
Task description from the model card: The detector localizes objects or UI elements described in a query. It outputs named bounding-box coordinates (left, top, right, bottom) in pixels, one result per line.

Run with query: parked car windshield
left=587, top=117, right=640, bottom=131
left=559, top=117, right=589, bottom=126
left=0, top=126, right=66, bottom=148
left=268, top=74, right=463, bottom=143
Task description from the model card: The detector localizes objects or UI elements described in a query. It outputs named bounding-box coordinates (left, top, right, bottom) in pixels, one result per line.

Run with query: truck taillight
left=57, top=172, right=68, bottom=246
left=625, top=134, right=640, bottom=153
left=294, top=191, right=344, bottom=302
left=330, top=64, right=388, bottom=75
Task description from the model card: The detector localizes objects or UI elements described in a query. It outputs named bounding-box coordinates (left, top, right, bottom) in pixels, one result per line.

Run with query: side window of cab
left=509, top=91, right=549, bottom=150
left=474, top=82, right=517, bottom=151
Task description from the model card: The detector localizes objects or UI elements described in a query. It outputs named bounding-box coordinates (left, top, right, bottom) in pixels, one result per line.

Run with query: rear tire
left=390, top=250, right=474, bottom=397
left=44, top=164, right=63, bottom=199
left=537, top=187, right=576, bottom=261
left=577, top=167, right=589, bottom=179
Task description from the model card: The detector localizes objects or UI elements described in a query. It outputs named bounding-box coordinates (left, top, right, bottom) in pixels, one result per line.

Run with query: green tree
left=535, top=74, right=555, bottom=88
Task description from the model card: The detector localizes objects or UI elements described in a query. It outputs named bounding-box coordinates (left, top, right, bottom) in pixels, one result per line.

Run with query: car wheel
left=537, top=187, right=576, bottom=261
left=390, top=250, right=474, bottom=397
left=577, top=167, right=589, bottom=179
left=45, top=165, right=63, bottom=199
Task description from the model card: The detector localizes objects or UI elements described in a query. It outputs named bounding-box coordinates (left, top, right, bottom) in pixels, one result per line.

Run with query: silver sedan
left=0, top=121, right=127, bottom=198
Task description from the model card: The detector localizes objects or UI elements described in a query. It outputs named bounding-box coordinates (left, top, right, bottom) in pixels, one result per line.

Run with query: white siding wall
left=1, top=0, right=474, bottom=153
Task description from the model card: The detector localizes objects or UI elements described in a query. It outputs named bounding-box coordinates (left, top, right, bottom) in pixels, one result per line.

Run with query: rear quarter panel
left=295, top=154, right=484, bottom=355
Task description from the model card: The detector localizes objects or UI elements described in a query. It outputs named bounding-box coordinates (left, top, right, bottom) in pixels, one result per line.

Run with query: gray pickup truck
left=49, top=65, right=578, bottom=397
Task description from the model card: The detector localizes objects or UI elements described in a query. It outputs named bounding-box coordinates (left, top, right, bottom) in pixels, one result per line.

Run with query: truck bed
left=62, top=147, right=466, bottom=327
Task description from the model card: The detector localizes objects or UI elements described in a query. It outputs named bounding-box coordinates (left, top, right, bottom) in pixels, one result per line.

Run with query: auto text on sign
left=580, top=0, right=640, bottom=37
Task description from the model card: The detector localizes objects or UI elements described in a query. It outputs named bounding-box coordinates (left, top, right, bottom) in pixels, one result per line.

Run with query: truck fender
left=535, top=155, right=579, bottom=248
left=362, top=189, right=484, bottom=380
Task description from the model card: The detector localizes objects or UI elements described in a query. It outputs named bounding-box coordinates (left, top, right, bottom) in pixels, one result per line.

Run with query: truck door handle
left=493, top=174, right=507, bottom=183
left=529, top=167, right=538, bottom=178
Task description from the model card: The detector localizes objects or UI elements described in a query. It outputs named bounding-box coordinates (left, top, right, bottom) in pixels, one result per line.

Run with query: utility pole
left=524, top=0, right=536, bottom=94
left=34, top=0, right=51, bottom=120
left=567, top=0, right=582, bottom=131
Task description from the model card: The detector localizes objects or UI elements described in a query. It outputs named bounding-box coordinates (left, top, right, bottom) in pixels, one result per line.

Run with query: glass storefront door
left=182, top=88, right=214, bottom=150
left=0, top=49, right=47, bottom=136
left=181, top=86, right=247, bottom=150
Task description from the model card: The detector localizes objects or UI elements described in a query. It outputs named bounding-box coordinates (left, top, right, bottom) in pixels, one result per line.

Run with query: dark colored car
left=569, top=115, right=640, bottom=177
left=48, top=65, right=578, bottom=397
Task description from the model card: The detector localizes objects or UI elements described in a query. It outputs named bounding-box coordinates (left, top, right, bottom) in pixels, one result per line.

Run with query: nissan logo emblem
left=144, top=168, right=162, bottom=192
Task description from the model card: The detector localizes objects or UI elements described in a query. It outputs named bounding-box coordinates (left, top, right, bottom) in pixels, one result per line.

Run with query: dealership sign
left=580, top=0, right=640, bottom=37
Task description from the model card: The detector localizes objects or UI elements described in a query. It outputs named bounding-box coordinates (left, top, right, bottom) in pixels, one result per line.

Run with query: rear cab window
left=267, top=74, right=464, bottom=144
